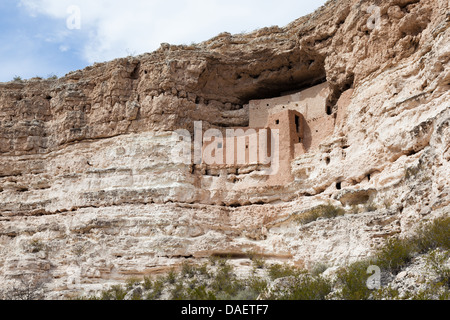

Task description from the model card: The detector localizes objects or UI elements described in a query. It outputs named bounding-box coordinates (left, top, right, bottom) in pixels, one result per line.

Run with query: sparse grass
left=374, top=216, right=450, bottom=275
left=72, top=243, right=86, bottom=257
left=181, top=261, right=197, bottom=278
left=246, top=276, right=268, bottom=299
left=165, top=269, right=177, bottom=285
left=295, top=203, right=346, bottom=225
left=364, top=202, right=377, bottom=212
left=404, top=164, right=421, bottom=180
left=425, top=249, right=450, bottom=288
left=185, top=284, right=217, bottom=300
left=268, top=264, right=301, bottom=280
left=350, top=205, right=361, bottom=214
left=277, top=275, right=332, bottom=300
left=208, top=255, right=229, bottom=267
left=372, top=282, right=448, bottom=300
left=143, top=276, right=152, bottom=290
left=100, top=285, right=127, bottom=300
left=75, top=216, right=450, bottom=301
left=376, top=237, right=416, bottom=273
left=13, top=76, right=23, bottom=82
left=404, top=281, right=450, bottom=300
left=251, top=257, right=266, bottom=270
left=146, top=277, right=164, bottom=300
left=415, top=217, right=450, bottom=252
left=0, top=275, right=46, bottom=300
left=370, top=216, right=449, bottom=277
left=197, top=263, right=210, bottom=278
left=210, top=262, right=242, bottom=297
left=170, top=282, right=186, bottom=300
left=126, top=277, right=141, bottom=290
left=311, top=263, right=329, bottom=277
left=383, top=198, right=393, bottom=209
left=24, top=239, right=45, bottom=254
left=371, top=286, right=401, bottom=300
left=336, top=216, right=450, bottom=300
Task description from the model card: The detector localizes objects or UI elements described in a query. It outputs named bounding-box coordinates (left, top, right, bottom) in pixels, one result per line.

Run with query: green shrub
left=186, top=284, right=216, bottom=300
left=245, top=276, right=268, bottom=300
left=375, top=216, right=449, bottom=275
left=126, top=277, right=141, bottom=290
left=371, top=286, right=401, bottom=300
left=211, top=263, right=243, bottom=297
left=321, top=204, right=346, bottom=219
left=146, top=277, right=164, bottom=300
left=284, top=276, right=332, bottom=300
left=165, top=270, right=177, bottom=284
left=130, top=290, right=143, bottom=300
left=296, top=209, right=320, bottom=225
left=415, top=217, right=450, bottom=252
left=86, top=216, right=450, bottom=301
left=266, top=273, right=332, bottom=300
left=311, top=263, right=329, bottom=277
left=101, top=285, right=127, bottom=300
left=425, top=249, right=450, bottom=288
left=405, top=282, right=450, bottom=300
left=252, top=257, right=266, bottom=270
left=296, top=204, right=346, bottom=225
left=170, top=283, right=186, bottom=300
left=75, top=295, right=101, bottom=300
left=196, top=263, right=210, bottom=278
left=181, top=262, right=196, bottom=278
left=376, top=238, right=416, bottom=274
left=208, top=256, right=229, bottom=267
left=336, top=260, right=373, bottom=300
left=143, top=276, right=152, bottom=290
left=268, top=264, right=300, bottom=280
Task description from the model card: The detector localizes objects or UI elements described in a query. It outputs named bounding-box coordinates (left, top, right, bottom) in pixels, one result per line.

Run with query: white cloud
left=59, top=44, right=70, bottom=52
left=19, top=0, right=327, bottom=64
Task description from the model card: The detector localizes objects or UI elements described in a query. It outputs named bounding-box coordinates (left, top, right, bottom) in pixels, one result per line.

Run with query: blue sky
left=0, top=0, right=327, bottom=82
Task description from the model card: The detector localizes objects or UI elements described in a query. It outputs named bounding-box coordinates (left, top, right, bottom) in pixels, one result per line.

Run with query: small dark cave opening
left=326, top=105, right=333, bottom=115
left=130, top=62, right=141, bottom=80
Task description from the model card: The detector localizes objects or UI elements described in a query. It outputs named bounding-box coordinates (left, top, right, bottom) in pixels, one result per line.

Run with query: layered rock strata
left=0, top=0, right=448, bottom=298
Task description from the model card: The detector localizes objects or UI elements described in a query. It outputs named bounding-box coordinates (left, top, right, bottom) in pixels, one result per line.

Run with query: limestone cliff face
left=0, top=0, right=449, bottom=299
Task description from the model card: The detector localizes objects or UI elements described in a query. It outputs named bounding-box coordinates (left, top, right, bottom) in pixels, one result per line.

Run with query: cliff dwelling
left=1, top=0, right=449, bottom=301
left=198, top=82, right=337, bottom=186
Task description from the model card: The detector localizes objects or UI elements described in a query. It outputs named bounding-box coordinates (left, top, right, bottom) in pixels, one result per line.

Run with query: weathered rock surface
left=0, top=0, right=449, bottom=299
